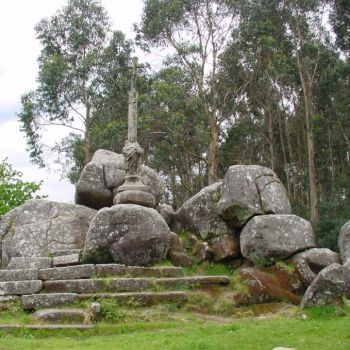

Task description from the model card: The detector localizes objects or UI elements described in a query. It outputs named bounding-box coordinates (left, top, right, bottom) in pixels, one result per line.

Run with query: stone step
left=52, top=254, right=80, bottom=267
left=0, top=269, right=38, bottom=281
left=78, top=291, right=188, bottom=306
left=39, top=265, right=95, bottom=281
left=33, top=308, right=86, bottom=323
left=7, top=257, right=51, bottom=270
left=22, top=293, right=78, bottom=310
left=43, top=276, right=230, bottom=294
left=22, top=291, right=188, bottom=310
left=37, top=264, right=182, bottom=281
left=0, top=280, right=42, bottom=295
left=0, top=324, right=93, bottom=330
left=49, top=249, right=82, bottom=257
left=95, top=264, right=183, bottom=278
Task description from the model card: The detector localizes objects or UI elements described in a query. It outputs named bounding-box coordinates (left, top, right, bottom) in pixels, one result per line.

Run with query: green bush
left=99, top=299, right=125, bottom=323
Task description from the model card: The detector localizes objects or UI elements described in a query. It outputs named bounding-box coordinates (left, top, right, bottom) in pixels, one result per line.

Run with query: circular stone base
left=114, top=190, right=156, bottom=208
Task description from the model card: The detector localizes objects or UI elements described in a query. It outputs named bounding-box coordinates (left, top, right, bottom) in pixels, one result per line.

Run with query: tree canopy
left=17, top=0, right=350, bottom=249
left=0, top=160, right=45, bottom=216
left=18, top=0, right=132, bottom=172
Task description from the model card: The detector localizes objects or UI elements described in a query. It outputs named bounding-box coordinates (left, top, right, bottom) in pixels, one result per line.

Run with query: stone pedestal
left=114, top=175, right=156, bottom=208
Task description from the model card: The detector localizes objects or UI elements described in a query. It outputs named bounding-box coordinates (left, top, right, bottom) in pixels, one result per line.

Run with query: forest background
left=13, top=0, right=350, bottom=251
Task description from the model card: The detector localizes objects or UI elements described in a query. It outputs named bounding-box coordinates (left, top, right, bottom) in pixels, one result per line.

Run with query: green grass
left=0, top=305, right=349, bottom=349
left=184, top=261, right=234, bottom=276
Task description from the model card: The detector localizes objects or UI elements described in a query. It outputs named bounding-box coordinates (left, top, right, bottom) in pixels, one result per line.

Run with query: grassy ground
left=0, top=262, right=347, bottom=349
left=0, top=303, right=349, bottom=350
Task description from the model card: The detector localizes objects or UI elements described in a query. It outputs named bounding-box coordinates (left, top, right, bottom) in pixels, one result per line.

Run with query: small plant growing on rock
left=250, top=253, right=272, bottom=267
left=99, top=300, right=125, bottom=323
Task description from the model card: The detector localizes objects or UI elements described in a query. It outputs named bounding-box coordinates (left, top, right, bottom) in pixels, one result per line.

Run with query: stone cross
left=115, top=57, right=156, bottom=208
left=127, top=57, right=145, bottom=143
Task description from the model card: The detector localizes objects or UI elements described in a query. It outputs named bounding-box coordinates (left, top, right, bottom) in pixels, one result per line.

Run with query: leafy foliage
left=0, top=160, right=45, bottom=216
left=138, top=0, right=237, bottom=184
left=330, top=0, right=350, bottom=54
left=99, top=299, right=125, bottom=322
left=18, top=0, right=132, bottom=170
left=17, top=0, right=350, bottom=247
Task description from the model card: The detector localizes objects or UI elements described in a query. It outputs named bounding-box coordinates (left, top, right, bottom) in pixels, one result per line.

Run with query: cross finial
left=130, top=57, right=145, bottom=91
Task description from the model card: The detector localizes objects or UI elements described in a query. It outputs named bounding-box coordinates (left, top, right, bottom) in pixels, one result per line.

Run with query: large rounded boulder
left=240, top=214, right=315, bottom=265
left=338, top=221, right=350, bottom=264
left=82, top=204, right=171, bottom=266
left=75, top=149, right=164, bottom=210
left=217, top=165, right=291, bottom=228
left=301, top=263, right=345, bottom=308
left=174, top=182, right=239, bottom=261
left=290, top=248, right=340, bottom=287
left=175, top=182, right=231, bottom=240
left=75, top=150, right=125, bottom=210
left=0, top=200, right=97, bottom=267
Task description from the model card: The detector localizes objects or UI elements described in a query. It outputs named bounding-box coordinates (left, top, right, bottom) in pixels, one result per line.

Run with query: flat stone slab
left=96, top=264, right=183, bottom=278
left=0, top=280, right=42, bottom=295
left=39, top=265, right=96, bottom=281
left=96, top=264, right=126, bottom=276
left=7, top=257, right=52, bottom=270
left=21, top=293, right=78, bottom=310
left=43, top=276, right=230, bottom=293
left=52, top=254, right=80, bottom=267
left=78, top=291, right=188, bottom=306
left=153, top=275, right=230, bottom=288
left=44, top=279, right=104, bottom=294
left=49, top=249, right=82, bottom=257
left=0, top=296, right=19, bottom=302
left=0, top=269, right=38, bottom=281
left=33, top=308, right=85, bottom=323
left=0, top=324, right=93, bottom=330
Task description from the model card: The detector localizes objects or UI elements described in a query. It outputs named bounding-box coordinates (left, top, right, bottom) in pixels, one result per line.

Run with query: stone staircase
left=0, top=259, right=231, bottom=327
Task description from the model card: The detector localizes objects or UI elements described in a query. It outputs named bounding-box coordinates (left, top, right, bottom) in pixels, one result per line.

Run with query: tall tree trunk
left=170, top=168, right=177, bottom=209
left=296, top=125, right=303, bottom=204
left=303, top=82, right=319, bottom=227
left=267, top=89, right=276, bottom=171
left=292, top=8, right=319, bottom=227
left=328, top=127, right=335, bottom=193
left=278, top=112, right=292, bottom=198
left=84, top=95, right=92, bottom=165
left=268, top=111, right=275, bottom=171
left=208, top=112, right=219, bottom=185
left=338, top=121, right=350, bottom=153
left=285, top=115, right=295, bottom=200
left=84, top=130, right=92, bottom=165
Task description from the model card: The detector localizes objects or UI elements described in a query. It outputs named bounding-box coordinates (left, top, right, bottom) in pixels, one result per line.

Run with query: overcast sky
left=0, top=0, right=148, bottom=203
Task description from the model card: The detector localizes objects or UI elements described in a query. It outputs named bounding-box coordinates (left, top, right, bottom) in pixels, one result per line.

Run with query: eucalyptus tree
left=218, top=0, right=302, bottom=201
left=218, top=0, right=345, bottom=230
left=137, top=0, right=237, bottom=184
left=279, top=0, right=334, bottom=227
left=18, top=0, right=132, bottom=169
left=141, top=66, right=209, bottom=207
left=330, top=0, right=350, bottom=55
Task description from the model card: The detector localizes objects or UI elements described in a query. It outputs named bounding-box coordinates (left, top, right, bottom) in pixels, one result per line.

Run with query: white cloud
left=0, top=0, right=146, bottom=204
left=0, top=119, right=76, bottom=202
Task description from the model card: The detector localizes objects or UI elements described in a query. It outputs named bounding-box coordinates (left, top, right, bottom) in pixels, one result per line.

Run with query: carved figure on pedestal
left=114, top=57, right=156, bottom=208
